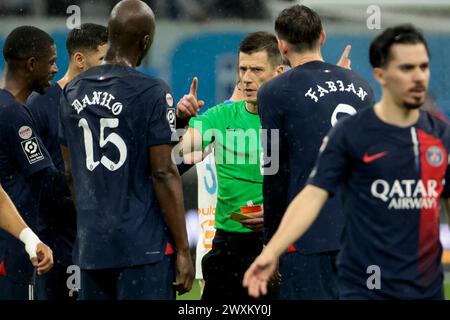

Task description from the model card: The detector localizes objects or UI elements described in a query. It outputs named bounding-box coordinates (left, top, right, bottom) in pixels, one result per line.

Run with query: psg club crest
left=426, top=146, right=444, bottom=167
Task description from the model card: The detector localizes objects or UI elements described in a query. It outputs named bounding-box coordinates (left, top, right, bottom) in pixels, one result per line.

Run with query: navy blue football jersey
left=259, top=61, right=375, bottom=253
left=0, top=89, right=53, bottom=283
left=309, top=108, right=450, bottom=299
left=27, top=84, right=76, bottom=265
left=28, top=85, right=65, bottom=171
left=59, top=64, right=176, bottom=269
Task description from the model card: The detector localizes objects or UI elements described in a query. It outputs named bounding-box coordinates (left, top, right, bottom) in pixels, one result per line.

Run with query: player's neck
left=245, top=102, right=258, bottom=114
left=104, top=48, right=138, bottom=68
left=374, top=100, right=420, bottom=128
left=288, top=52, right=323, bottom=68
left=57, top=66, right=79, bottom=89
left=3, top=69, right=31, bottom=103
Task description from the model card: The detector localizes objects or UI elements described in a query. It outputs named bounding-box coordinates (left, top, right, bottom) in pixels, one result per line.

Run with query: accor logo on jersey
left=371, top=179, right=440, bottom=210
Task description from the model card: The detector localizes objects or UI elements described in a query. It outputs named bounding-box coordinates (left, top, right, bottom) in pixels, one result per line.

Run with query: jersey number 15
left=79, top=118, right=128, bottom=172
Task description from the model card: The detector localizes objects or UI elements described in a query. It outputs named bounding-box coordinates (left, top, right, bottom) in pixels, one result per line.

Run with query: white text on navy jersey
left=305, top=80, right=368, bottom=103
left=71, top=91, right=123, bottom=115
left=371, top=179, right=440, bottom=210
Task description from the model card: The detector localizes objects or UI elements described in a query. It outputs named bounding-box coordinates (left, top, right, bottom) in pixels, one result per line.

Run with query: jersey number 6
left=331, top=104, right=357, bottom=127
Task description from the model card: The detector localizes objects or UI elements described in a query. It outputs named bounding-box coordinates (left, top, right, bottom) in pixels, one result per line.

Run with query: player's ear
left=320, top=30, right=326, bottom=46
left=278, top=39, right=288, bottom=56
left=373, top=67, right=386, bottom=86
left=73, top=52, right=85, bottom=71
left=275, top=64, right=285, bottom=75
left=26, top=57, right=37, bottom=73
left=142, top=35, right=151, bottom=52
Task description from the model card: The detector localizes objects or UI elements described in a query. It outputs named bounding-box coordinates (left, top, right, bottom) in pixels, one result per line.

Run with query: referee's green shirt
left=189, top=100, right=262, bottom=233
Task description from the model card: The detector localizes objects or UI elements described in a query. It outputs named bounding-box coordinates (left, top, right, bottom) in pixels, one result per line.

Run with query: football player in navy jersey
left=59, top=0, right=194, bottom=300
left=0, top=26, right=57, bottom=299
left=244, top=24, right=448, bottom=300
left=257, top=5, right=375, bottom=299
left=27, top=23, right=108, bottom=300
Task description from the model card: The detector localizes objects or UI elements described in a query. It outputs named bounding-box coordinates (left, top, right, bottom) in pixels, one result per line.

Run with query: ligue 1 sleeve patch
left=167, top=108, right=176, bottom=131
left=21, top=137, right=44, bottom=164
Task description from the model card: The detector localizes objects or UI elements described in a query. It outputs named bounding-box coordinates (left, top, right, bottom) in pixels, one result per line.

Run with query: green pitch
left=177, top=280, right=450, bottom=300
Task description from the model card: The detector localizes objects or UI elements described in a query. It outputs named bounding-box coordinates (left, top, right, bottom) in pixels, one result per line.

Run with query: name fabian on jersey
left=371, top=179, right=440, bottom=210
left=305, top=80, right=368, bottom=103
left=71, top=91, right=123, bottom=115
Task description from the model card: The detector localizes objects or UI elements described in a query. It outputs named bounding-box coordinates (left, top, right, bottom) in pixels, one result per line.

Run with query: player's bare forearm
left=0, top=186, right=28, bottom=239
left=264, top=185, right=329, bottom=258
left=61, top=145, right=77, bottom=206
left=150, top=144, right=190, bottom=253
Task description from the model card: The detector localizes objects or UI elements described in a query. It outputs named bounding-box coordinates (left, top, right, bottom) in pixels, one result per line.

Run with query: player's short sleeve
left=145, top=81, right=176, bottom=146
left=188, top=105, right=221, bottom=150
left=0, top=107, right=52, bottom=177
left=307, top=118, right=351, bottom=196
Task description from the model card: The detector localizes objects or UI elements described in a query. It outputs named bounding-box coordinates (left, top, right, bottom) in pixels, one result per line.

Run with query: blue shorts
left=280, top=251, right=339, bottom=300
left=79, top=255, right=175, bottom=300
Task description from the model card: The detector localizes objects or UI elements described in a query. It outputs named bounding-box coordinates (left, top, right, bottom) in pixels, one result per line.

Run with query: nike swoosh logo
left=363, top=151, right=388, bottom=163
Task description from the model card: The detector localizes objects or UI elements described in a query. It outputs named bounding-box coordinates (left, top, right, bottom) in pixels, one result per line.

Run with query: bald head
left=107, top=0, right=156, bottom=66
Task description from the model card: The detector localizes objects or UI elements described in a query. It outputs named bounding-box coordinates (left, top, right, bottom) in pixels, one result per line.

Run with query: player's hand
left=240, top=210, right=264, bottom=232
left=31, top=242, right=53, bottom=275
left=176, top=77, right=205, bottom=119
left=243, top=249, right=278, bottom=298
left=337, top=45, right=352, bottom=69
left=173, top=249, right=194, bottom=295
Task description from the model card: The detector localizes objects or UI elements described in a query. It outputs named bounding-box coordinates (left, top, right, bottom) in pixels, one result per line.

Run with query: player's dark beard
left=403, top=85, right=426, bottom=110
left=403, top=100, right=423, bottom=110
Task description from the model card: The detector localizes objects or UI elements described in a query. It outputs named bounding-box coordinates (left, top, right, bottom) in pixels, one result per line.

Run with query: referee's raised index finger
left=189, top=77, right=198, bottom=97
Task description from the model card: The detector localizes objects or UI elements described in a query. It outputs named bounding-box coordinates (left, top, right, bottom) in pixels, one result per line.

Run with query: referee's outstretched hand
left=337, top=45, right=352, bottom=70
left=176, top=77, right=206, bottom=119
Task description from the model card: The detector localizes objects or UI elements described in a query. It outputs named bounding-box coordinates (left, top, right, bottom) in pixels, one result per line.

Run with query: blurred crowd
left=0, top=0, right=298, bottom=20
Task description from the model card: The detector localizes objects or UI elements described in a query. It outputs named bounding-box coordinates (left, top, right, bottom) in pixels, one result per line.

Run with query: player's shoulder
left=27, top=84, right=62, bottom=107
left=68, top=64, right=169, bottom=92
left=419, top=110, right=450, bottom=138
left=260, top=70, right=290, bottom=95
left=0, top=89, right=23, bottom=116
left=333, top=107, right=372, bottom=134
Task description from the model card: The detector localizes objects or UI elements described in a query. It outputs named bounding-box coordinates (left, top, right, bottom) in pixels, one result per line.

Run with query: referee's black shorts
left=201, top=229, right=278, bottom=301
